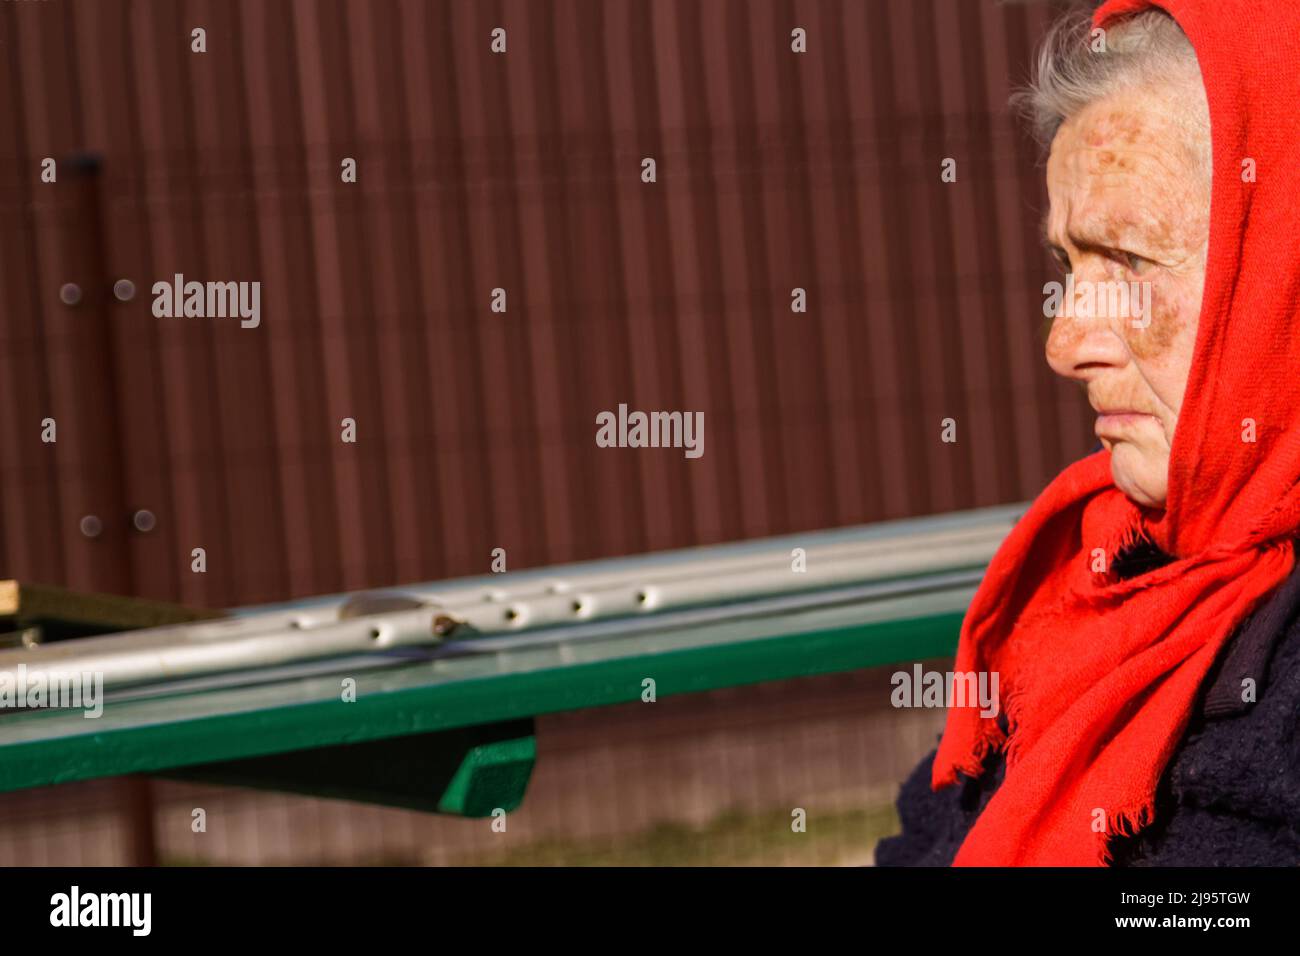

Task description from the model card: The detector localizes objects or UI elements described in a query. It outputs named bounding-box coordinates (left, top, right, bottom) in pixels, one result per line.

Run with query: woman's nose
left=1044, top=270, right=1129, bottom=381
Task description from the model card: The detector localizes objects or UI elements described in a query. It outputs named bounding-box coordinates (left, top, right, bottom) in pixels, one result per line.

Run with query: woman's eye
left=1119, top=251, right=1150, bottom=275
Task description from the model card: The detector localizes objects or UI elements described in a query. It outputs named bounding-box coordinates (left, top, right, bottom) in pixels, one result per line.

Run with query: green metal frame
left=0, top=506, right=1013, bottom=814
left=161, top=721, right=538, bottom=817
left=0, top=600, right=967, bottom=802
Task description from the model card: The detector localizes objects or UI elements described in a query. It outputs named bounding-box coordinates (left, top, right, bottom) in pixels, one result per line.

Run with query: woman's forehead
left=1045, top=97, right=1209, bottom=250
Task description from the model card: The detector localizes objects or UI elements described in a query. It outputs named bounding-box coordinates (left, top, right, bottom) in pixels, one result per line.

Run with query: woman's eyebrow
left=1040, top=208, right=1144, bottom=256
left=1070, top=234, right=1120, bottom=257
left=1041, top=215, right=1136, bottom=260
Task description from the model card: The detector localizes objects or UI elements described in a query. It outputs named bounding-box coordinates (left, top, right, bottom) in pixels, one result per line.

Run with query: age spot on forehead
left=1083, top=109, right=1146, bottom=147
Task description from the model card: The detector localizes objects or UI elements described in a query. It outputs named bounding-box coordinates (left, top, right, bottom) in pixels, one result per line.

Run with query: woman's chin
left=1110, top=450, right=1168, bottom=509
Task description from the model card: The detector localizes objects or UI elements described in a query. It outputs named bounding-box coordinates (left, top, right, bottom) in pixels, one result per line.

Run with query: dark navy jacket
left=875, top=540, right=1300, bottom=866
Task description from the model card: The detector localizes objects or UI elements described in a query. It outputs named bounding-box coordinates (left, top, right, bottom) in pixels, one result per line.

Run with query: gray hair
left=1013, top=8, right=1210, bottom=174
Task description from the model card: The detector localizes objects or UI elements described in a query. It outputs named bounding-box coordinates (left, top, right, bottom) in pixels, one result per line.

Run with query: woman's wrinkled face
left=1043, top=85, right=1211, bottom=509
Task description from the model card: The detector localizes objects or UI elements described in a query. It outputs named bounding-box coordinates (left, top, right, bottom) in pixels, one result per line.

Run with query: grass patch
left=447, top=802, right=901, bottom=867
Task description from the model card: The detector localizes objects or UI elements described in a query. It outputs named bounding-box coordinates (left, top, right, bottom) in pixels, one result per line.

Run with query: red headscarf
left=932, top=0, right=1300, bottom=866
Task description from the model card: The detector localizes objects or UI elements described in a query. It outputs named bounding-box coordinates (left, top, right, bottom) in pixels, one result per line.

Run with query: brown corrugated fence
left=1, top=0, right=1091, bottom=608
left=0, top=0, right=1097, bottom=867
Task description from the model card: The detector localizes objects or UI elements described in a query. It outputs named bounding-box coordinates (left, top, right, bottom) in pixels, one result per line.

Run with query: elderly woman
left=877, top=0, right=1300, bottom=866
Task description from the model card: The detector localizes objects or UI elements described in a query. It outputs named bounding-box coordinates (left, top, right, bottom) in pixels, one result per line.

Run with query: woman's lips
left=1095, top=410, right=1159, bottom=438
